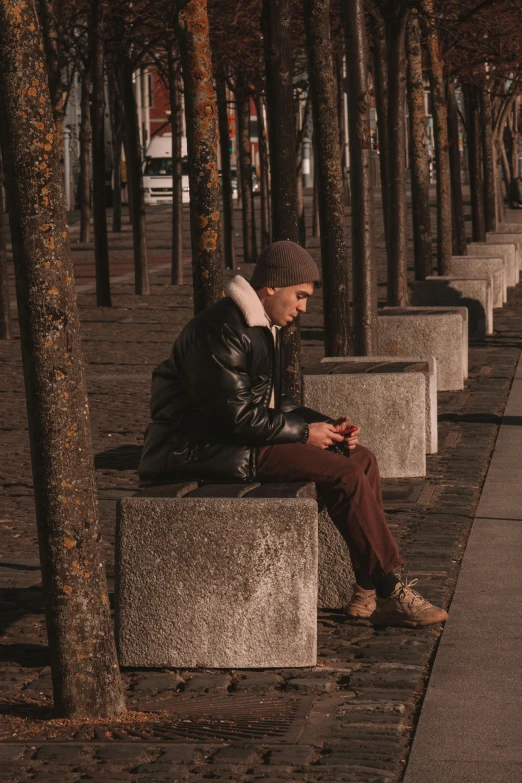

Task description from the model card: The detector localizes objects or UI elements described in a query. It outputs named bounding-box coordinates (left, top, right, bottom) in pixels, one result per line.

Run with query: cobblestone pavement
left=1, top=194, right=521, bottom=781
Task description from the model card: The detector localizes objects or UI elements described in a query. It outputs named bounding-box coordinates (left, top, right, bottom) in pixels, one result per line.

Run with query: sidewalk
left=404, top=356, right=522, bottom=783
left=2, top=198, right=522, bottom=781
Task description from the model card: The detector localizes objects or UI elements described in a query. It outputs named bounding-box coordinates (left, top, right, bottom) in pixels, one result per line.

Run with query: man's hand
left=307, top=422, right=345, bottom=449
left=332, top=415, right=360, bottom=452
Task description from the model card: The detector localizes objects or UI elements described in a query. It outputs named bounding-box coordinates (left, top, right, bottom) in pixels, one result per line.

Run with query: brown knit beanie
left=250, top=240, right=321, bottom=288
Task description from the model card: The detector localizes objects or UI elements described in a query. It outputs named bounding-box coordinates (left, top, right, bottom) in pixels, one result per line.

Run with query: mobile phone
left=340, top=424, right=358, bottom=436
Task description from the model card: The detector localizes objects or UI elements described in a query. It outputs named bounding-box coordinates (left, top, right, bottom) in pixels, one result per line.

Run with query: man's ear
left=266, top=287, right=276, bottom=297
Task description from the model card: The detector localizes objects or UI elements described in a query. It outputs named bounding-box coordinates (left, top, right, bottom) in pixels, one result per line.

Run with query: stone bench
left=302, top=362, right=426, bottom=477
left=116, top=481, right=321, bottom=669
left=449, top=256, right=506, bottom=307
left=411, top=277, right=493, bottom=340
left=486, top=232, right=522, bottom=275
left=377, top=308, right=467, bottom=390
left=469, top=242, right=518, bottom=288
left=319, top=355, right=438, bottom=454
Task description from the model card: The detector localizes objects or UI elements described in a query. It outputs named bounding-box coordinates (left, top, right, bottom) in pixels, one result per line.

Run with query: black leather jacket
left=139, top=296, right=329, bottom=483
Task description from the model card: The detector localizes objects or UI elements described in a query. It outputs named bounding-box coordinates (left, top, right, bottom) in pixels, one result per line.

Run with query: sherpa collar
left=225, top=275, right=271, bottom=328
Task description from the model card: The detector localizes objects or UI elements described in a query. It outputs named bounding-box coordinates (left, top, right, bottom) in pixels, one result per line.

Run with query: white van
left=142, top=133, right=190, bottom=205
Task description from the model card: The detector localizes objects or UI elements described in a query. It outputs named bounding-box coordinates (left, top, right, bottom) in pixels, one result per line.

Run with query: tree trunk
left=79, top=69, right=91, bottom=245
left=464, top=84, right=486, bottom=242
left=107, top=68, right=123, bottom=233
left=296, top=92, right=311, bottom=248
left=216, top=75, right=236, bottom=269
left=405, top=11, right=432, bottom=280
left=168, top=46, right=185, bottom=283
left=176, top=0, right=223, bottom=313
left=312, top=141, right=320, bottom=237
left=262, top=0, right=301, bottom=399
left=421, top=0, right=452, bottom=274
left=384, top=8, right=409, bottom=306
left=447, top=80, right=467, bottom=254
left=335, top=54, right=350, bottom=207
left=510, top=100, right=519, bottom=180
left=254, top=91, right=270, bottom=250
left=479, top=85, right=497, bottom=233
left=304, top=0, right=350, bottom=357
left=236, top=80, right=257, bottom=264
left=38, top=0, right=65, bottom=165
left=343, top=0, right=378, bottom=354
left=369, top=10, right=390, bottom=257
left=117, top=59, right=149, bottom=295
left=0, top=148, right=12, bottom=339
left=0, top=0, right=124, bottom=718
left=90, top=0, right=111, bottom=307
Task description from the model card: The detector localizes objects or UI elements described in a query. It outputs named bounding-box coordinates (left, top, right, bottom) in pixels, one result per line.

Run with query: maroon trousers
left=257, top=443, right=403, bottom=580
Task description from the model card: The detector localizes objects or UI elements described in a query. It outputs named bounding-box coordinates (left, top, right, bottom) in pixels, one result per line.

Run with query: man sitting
left=139, top=241, right=448, bottom=628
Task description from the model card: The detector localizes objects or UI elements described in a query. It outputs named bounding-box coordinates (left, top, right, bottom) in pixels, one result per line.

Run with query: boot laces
left=397, top=577, right=429, bottom=607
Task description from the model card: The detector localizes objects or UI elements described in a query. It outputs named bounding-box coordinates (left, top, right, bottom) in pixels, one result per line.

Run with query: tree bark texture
left=304, top=0, right=350, bottom=357
left=0, top=0, right=124, bottom=718
left=479, top=85, right=497, bottom=233
left=335, top=54, right=350, bottom=207
left=464, top=84, right=486, bottom=242
left=90, top=0, right=111, bottom=307
left=216, top=75, right=236, bottom=269
left=38, top=0, right=65, bottom=162
left=236, top=80, right=257, bottom=264
left=107, top=68, right=123, bottom=233
left=447, top=80, right=467, bottom=254
left=296, top=92, right=311, bottom=248
left=168, top=47, right=185, bottom=283
left=421, top=0, right=452, bottom=274
left=369, top=10, right=390, bottom=258
left=176, top=0, right=223, bottom=313
left=0, top=148, right=12, bottom=339
left=254, top=91, right=270, bottom=250
left=262, top=0, right=300, bottom=399
left=343, top=0, right=378, bottom=355
left=384, top=8, right=409, bottom=306
left=312, top=149, right=320, bottom=237
left=405, top=11, right=432, bottom=280
left=510, top=100, right=519, bottom=180
left=79, top=69, right=91, bottom=245
left=117, top=60, right=149, bottom=295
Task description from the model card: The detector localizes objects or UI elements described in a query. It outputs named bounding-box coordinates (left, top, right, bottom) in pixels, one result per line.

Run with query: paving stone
left=94, top=744, right=147, bottom=760
left=266, top=745, right=317, bottom=765
left=210, top=745, right=259, bottom=764
left=286, top=677, right=335, bottom=693
left=34, top=745, right=89, bottom=760
left=233, top=673, right=283, bottom=692
left=157, top=746, right=206, bottom=763
left=0, top=745, right=28, bottom=760
left=183, top=674, right=231, bottom=693
left=132, top=673, right=183, bottom=692
left=134, top=763, right=191, bottom=778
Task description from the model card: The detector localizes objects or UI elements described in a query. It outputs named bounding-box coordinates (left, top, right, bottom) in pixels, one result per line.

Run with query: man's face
left=263, top=282, right=315, bottom=327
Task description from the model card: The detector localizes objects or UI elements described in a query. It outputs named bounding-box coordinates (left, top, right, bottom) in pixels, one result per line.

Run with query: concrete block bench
left=449, top=256, right=506, bottom=307
left=411, top=277, right=493, bottom=340
left=116, top=481, right=320, bottom=669
left=469, top=242, right=517, bottom=288
left=486, top=232, right=521, bottom=275
left=377, top=308, right=467, bottom=390
left=302, top=361, right=426, bottom=477
left=320, top=355, right=438, bottom=454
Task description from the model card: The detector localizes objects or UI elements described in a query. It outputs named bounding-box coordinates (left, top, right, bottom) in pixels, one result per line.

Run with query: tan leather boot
left=345, top=584, right=377, bottom=619
left=371, top=578, right=448, bottom=628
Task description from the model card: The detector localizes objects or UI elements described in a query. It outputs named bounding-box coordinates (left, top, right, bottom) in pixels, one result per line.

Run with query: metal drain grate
left=1, top=694, right=315, bottom=744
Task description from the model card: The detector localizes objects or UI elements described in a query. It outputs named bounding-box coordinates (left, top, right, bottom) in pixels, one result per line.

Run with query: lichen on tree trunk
left=262, top=0, right=301, bottom=400
left=176, top=0, right=223, bottom=313
left=421, top=0, right=452, bottom=275
left=0, top=0, right=124, bottom=718
left=406, top=10, right=432, bottom=280
left=344, top=0, right=378, bottom=355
